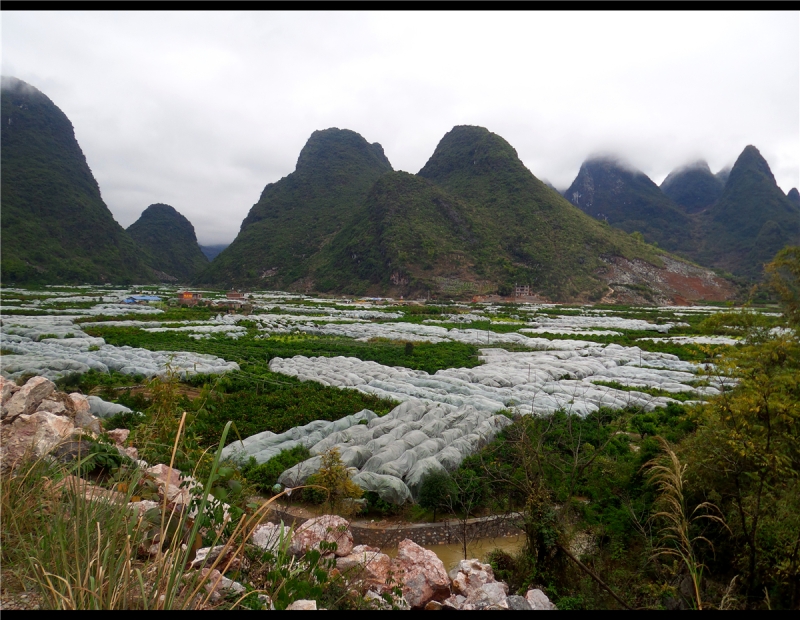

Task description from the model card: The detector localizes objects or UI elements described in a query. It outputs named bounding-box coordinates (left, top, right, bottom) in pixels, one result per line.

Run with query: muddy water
left=382, top=534, right=526, bottom=571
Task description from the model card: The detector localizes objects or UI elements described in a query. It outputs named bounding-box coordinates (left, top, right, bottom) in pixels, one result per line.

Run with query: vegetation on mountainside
left=566, top=145, right=799, bottom=281
left=126, top=203, right=209, bottom=281
left=694, top=146, right=800, bottom=280
left=0, top=77, right=154, bottom=285
left=194, top=128, right=393, bottom=289
left=311, top=171, right=481, bottom=295
left=660, top=161, right=725, bottom=213
left=564, top=156, right=694, bottom=252
left=415, top=126, right=664, bottom=301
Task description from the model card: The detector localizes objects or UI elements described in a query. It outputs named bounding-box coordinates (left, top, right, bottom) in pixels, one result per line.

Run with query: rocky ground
left=0, top=374, right=555, bottom=611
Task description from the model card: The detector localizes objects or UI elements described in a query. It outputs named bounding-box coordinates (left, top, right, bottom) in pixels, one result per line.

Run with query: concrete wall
left=268, top=506, right=523, bottom=548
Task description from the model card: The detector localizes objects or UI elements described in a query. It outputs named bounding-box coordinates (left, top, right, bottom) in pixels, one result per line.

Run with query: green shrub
left=241, top=445, right=311, bottom=493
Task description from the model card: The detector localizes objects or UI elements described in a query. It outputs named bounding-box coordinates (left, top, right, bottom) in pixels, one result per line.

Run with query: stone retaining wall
left=267, top=505, right=523, bottom=548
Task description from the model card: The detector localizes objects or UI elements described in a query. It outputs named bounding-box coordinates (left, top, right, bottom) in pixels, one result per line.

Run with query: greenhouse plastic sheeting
left=220, top=409, right=378, bottom=464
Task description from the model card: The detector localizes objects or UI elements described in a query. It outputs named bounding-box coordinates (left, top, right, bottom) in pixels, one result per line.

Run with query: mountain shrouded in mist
left=693, top=145, right=800, bottom=279
left=660, top=161, right=725, bottom=214
left=1, top=76, right=155, bottom=284
left=126, top=203, right=209, bottom=282
left=197, top=124, right=733, bottom=303
left=563, top=157, right=694, bottom=253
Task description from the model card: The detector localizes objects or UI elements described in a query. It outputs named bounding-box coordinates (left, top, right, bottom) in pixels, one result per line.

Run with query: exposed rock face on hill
left=660, top=161, right=725, bottom=213
left=693, top=145, right=800, bottom=279
left=127, top=203, right=209, bottom=282
left=195, top=128, right=392, bottom=288
left=564, top=156, right=693, bottom=253
left=0, top=76, right=155, bottom=285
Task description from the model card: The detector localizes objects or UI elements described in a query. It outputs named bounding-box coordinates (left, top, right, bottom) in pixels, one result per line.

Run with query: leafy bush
left=241, top=446, right=311, bottom=493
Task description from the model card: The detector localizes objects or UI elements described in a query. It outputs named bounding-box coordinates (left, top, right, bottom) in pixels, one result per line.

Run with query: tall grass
left=644, top=437, right=728, bottom=610
left=0, top=417, right=290, bottom=609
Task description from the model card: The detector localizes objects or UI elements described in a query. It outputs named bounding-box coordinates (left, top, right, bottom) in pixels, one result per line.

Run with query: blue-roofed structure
left=123, top=295, right=162, bottom=304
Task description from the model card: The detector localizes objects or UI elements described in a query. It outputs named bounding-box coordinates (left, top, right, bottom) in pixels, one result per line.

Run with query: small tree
left=315, top=448, right=363, bottom=517
left=418, top=469, right=454, bottom=522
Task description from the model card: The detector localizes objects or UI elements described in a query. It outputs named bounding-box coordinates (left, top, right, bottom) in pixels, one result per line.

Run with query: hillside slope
left=126, top=203, right=209, bottom=282
left=1, top=76, right=154, bottom=284
left=693, top=145, right=800, bottom=279
left=310, top=171, right=481, bottom=296
left=415, top=126, right=670, bottom=300
left=660, top=161, right=725, bottom=213
left=194, top=128, right=392, bottom=288
left=564, top=157, right=694, bottom=252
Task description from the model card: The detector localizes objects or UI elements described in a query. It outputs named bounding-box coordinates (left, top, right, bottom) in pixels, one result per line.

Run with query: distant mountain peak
left=127, top=203, right=208, bottom=282
left=788, top=187, right=800, bottom=207
left=1, top=76, right=154, bottom=284
left=661, top=160, right=723, bottom=213
left=730, top=144, right=776, bottom=185
left=294, top=127, right=391, bottom=174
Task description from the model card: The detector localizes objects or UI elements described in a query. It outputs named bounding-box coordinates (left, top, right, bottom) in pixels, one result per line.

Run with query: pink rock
left=286, top=600, right=317, bottom=610
left=5, top=377, right=56, bottom=421
left=2, top=411, right=75, bottom=467
left=289, top=515, right=354, bottom=557
left=36, top=398, right=67, bottom=415
left=68, top=393, right=91, bottom=414
left=200, top=567, right=245, bottom=603
left=336, top=544, right=392, bottom=586
left=74, top=408, right=102, bottom=434
left=0, top=376, right=19, bottom=404
left=251, top=522, right=289, bottom=551
left=391, top=539, right=450, bottom=608
left=525, top=588, right=556, bottom=610
left=147, top=463, right=183, bottom=487
left=107, top=428, right=130, bottom=445
left=449, top=558, right=497, bottom=597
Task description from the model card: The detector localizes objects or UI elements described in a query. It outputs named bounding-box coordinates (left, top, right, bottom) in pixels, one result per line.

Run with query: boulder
left=449, top=558, right=497, bottom=597
left=391, top=539, right=450, bottom=608
left=191, top=544, right=245, bottom=571
left=525, top=588, right=556, bottom=610
left=107, top=428, right=130, bottom=445
left=336, top=545, right=392, bottom=586
left=445, top=558, right=511, bottom=610
left=200, top=567, right=245, bottom=603
left=251, top=522, right=289, bottom=552
left=74, top=408, right=102, bottom=434
left=0, top=375, right=19, bottom=406
left=506, top=595, right=533, bottom=610
left=69, top=393, right=91, bottom=414
left=36, top=399, right=67, bottom=415
left=147, top=463, right=183, bottom=487
left=2, top=411, right=75, bottom=467
left=4, top=377, right=56, bottom=421
left=289, top=515, right=354, bottom=557
left=460, top=581, right=509, bottom=610
left=286, top=600, right=317, bottom=610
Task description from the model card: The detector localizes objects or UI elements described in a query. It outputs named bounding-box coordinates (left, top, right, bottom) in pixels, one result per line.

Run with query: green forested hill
left=0, top=77, right=154, bottom=284
left=693, top=145, right=800, bottom=279
left=563, top=157, right=694, bottom=252
left=194, top=128, right=392, bottom=288
left=413, top=126, right=663, bottom=300
left=126, top=203, right=209, bottom=282
left=660, top=161, right=724, bottom=213
left=787, top=187, right=799, bottom=208
left=310, top=171, right=480, bottom=295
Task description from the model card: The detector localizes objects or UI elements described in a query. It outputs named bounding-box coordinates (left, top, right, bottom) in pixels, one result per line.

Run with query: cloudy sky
left=3, top=11, right=798, bottom=245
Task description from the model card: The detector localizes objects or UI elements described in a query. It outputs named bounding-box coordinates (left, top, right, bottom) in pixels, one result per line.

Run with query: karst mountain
left=126, top=203, right=209, bottom=282
left=0, top=77, right=154, bottom=284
